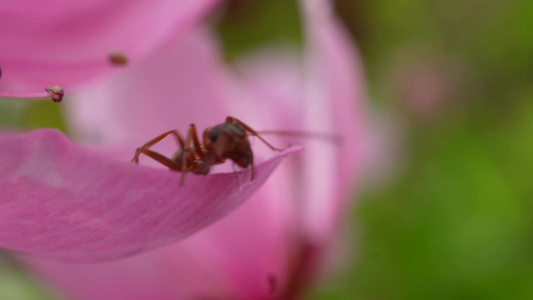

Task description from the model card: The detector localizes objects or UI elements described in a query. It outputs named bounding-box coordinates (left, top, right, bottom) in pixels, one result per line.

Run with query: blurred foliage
left=214, top=0, right=302, bottom=60
left=0, top=253, right=59, bottom=300
left=0, top=99, right=66, bottom=133
left=2, top=0, right=533, bottom=299
left=313, top=0, right=533, bottom=299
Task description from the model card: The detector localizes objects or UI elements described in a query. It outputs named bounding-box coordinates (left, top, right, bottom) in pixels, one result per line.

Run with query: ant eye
left=209, top=129, right=218, bottom=142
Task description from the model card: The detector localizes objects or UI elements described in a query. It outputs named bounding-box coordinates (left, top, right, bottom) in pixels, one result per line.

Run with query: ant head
left=204, top=124, right=252, bottom=166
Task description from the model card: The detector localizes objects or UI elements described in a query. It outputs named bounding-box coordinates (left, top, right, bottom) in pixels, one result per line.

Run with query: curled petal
left=0, top=129, right=302, bottom=262
left=0, top=0, right=221, bottom=98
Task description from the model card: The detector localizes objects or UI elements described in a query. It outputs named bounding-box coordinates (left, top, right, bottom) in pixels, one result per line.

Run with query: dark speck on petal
left=109, top=52, right=128, bottom=66
left=45, top=86, right=64, bottom=103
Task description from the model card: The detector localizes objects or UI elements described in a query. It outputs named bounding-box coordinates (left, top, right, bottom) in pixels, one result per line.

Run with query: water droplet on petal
left=109, top=52, right=128, bottom=66
left=45, top=86, right=64, bottom=103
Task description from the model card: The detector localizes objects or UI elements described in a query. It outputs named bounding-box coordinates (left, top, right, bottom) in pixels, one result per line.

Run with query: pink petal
left=0, top=0, right=221, bottom=98
left=0, top=129, right=302, bottom=262
left=65, top=29, right=233, bottom=149
left=297, top=0, right=369, bottom=241
left=22, top=193, right=281, bottom=300
left=24, top=192, right=291, bottom=300
left=24, top=252, right=182, bottom=300
left=208, top=0, right=369, bottom=246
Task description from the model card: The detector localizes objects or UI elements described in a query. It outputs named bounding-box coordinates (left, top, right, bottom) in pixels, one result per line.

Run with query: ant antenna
left=253, top=130, right=343, bottom=146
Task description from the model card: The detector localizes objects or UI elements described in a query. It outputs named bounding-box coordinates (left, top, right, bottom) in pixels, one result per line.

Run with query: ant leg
left=231, top=162, right=242, bottom=186
left=132, top=130, right=185, bottom=163
left=250, top=151, right=255, bottom=180
left=179, top=124, right=204, bottom=185
left=135, top=148, right=196, bottom=187
left=133, top=148, right=183, bottom=171
left=225, top=116, right=283, bottom=152
left=185, top=124, right=204, bottom=159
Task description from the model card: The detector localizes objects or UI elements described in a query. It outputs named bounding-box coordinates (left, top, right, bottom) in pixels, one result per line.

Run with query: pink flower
left=3, top=0, right=369, bottom=298
left=0, top=0, right=301, bottom=264
left=0, top=0, right=221, bottom=100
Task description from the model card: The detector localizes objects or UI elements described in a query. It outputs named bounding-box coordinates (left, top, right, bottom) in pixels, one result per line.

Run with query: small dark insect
left=132, top=116, right=282, bottom=185
left=109, top=52, right=128, bottom=66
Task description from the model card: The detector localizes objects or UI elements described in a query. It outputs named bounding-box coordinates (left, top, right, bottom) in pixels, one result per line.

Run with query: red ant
left=131, top=116, right=283, bottom=185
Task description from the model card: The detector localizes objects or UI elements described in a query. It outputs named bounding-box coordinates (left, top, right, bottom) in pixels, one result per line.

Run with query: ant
left=131, top=116, right=283, bottom=185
